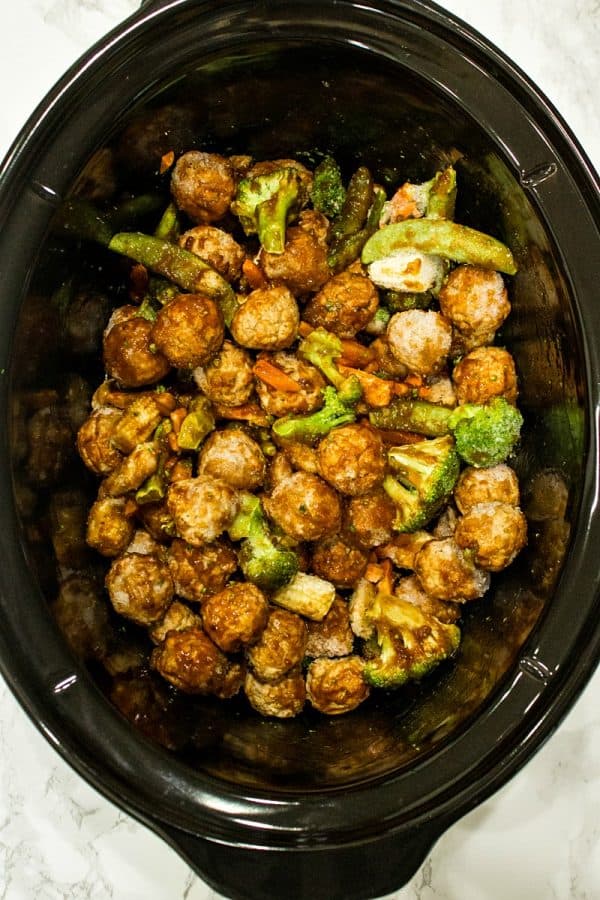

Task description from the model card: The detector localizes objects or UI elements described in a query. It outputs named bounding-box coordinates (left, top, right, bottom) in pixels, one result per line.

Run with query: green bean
left=154, top=202, right=181, bottom=242
left=427, top=167, right=457, bottom=220
left=330, top=166, right=374, bottom=241
left=328, top=184, right=385, bottom=274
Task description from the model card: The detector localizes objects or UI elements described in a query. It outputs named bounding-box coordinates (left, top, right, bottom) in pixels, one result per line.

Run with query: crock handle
left=159, top=821, right=446, bottom=900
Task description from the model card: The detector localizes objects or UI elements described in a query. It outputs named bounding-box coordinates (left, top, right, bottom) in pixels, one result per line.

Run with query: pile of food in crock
left=74, top=150, right=527, bottom=718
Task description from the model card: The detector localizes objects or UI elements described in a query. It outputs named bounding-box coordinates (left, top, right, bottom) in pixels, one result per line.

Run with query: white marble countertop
left=1, top=1, right=599, bottom=898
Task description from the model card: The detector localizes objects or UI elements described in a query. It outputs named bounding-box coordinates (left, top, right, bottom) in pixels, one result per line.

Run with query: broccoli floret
left=272, top=382, right=361, bottom=444
left=231, top=167, right=304, bottom=254
left=384, top=435, right=459, bottom=532
left=363, top=591, right=461, bottom=688
left=310, top=155, right=346, bottom=218
left=298, top=327, right=345, bottom=388
left=228, top=493, right=299, bottom=591
left=447, top=397, right=523, bottom=468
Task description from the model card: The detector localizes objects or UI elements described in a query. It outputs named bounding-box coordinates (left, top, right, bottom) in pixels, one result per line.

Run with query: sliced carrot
left=213, top=401, right=271, bottom=428
left=338, top=364, right=395, bottom=408
left=242, top=258, right=267, bottom=290
left=167, top=431, right=180, bottom=454
left=404, top=373, right=424, bottom=388
left=169, top=407, right=188, bottom=434
left=298, top=321, right=314, bottom=338
left=159, top=150, right=175, bottom=175
left=365, top=562, right=386, bottom=583
left=253, top=358, right=302, bottom=393
left=152, top=391, right=178, bottom=416
left=338, top=339, right=377, bottom=369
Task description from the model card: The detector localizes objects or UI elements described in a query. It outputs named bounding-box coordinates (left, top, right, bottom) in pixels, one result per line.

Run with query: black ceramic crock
left=1, top=1, right=599, bottom=898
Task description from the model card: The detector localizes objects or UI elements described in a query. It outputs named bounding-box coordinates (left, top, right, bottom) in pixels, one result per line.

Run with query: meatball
left=193, top=340, right=255, bottom=406
left=106, top=552, right=174, bottom=625
left=101, top=442, right=159, bottom=498
left=264, top=472, right=342, bottom=541
left=151, top=627, right=241, bottom=696
left=377, top=531, right=433, bottom=570
left=438, top=265, right=510, bottom=336
left=127, top=528, right=162, bottom=556
left=305, top=596, right=354, bottom=658
left=178, top=225, right=244, bottom=281
left=413, top=537, right=490, bottom=602
left=151, top=294, right=223, bottom=369
left=52, top=575, right=110, bottom=661
left=246, top=607, right=308, bottom=682
left=455, top=501, right=527, bottom=572
left=386, top=309, right=452, bottom=376
left=304, top=271, right=379, bottom=338
left=104, top=316, right=170, bottom=388
left=77, top=407, right=123, bottom=476
left=198, top=429, right=266, bottom=491
left=454, top=464, right=520, bottom=515
left=370, top=336, right=409, bottom=379
left=244, top=668, right=306, bottom=718
left=452, top=345, right=518, bottom=406
left=86, top=497, right=135, bottom=557
left=136, top=501, right=177, bottom=543
left=230, top=286, right=299, bottom=350
left=202, top=582, right=269, bottom=652
left=306, top=656, right=370, bottom=715
left=167, top=476, right=239, bottom=547
left=64, top=289, right=111, bottom=356
left=317, top=424, right=385, bottom=496
left=394, top=574, right=461, bottom=625
left=255, top=352, right=326, bottom=418
left=346, top=488, right=397, bottom=549
left=170, top=151, right=235, bottom=223
left=281, top=440, right=320, bottom=475
left=149, top=600, right=203, bottom=645
left=260, top=222, right=330, bottom=295
left=167, top=538, right=238, bottom=602
left=310, top=535, right=369, bottom=588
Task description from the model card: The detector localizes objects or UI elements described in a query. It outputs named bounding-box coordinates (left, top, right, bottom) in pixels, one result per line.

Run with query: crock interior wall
left=9, top=42, right=584, bottom=790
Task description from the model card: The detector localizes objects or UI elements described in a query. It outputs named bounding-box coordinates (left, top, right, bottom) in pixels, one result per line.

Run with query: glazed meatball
left=136, top=501, right=177, bottom=543
left=317, top=424, right=385, bottom=496
left=452, top=345, right=518, bottom=406
left=106, top=552, right=174, bottom=625
left=86, top=497, right=135, bottom=557
left=151, top=294, right=224, bottom=369
left=413, top=537, right=490, bottom=602
left=126, top=528, right=162, bottom=556
left=246, top=607, right=308, bottom=682
left=193, top=340, right=255, bottom=406
left=386, top=309, right=452, bottom=376
left=438, top=265, right=510, bottom=337
left=167, top=538, right=238, bottom=602
left=101, top=442, right=159, bottom=498
left=167, top=476, right=239, bottom=546
left=170, top=151, right=236, bottom=223
left=230, top=286, right=299, bottom=350
left=346, top=488, right=397, bottom=549
left=149, top=600, right=203, bottom=645
left=178, top=225, right=244, bottom=281
left=264, top=472, right=342, bottom=541
left=198, top=429, right=266, bottom=491
left=455, top=501, right=527, bottom=572
left=104, top=315, right=170, bottom=388
left=306, top=656, right=370, bottom=715
left=202, top=582, right=269, bottom=652
left=260, top=222, right=331, bottom=295
left=281, top=440, right=320, bottom=475
left=310, top=535, right=369, bottom=588
left=305, top=596, right=354, bottom=658
left=255, top=351, right=326, bottom=418
left=52, top=575, right=110, bottom=661
left=394, top=574, right=461, bottom=625
left=151, top=626, right=241, bottom=695
left=244, top=668, right=306, bottom=718
left=247, top=158, right=313, bottom=188
left=77, top=407, right=123, bottom=476
left=370, top=336, right=409, bottom=379
left=454, top=464, right=520, bottom=514
left=304, top=271, right=379, bottom=338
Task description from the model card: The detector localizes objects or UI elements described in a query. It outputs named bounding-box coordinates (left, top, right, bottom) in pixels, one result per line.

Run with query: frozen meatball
left=246, top=607, right=308, bottom=682
left=202, top=582, right=269, bottom=652
left=101, top=442, right=159, bottom=498
left=244, top=668, right=306, bottom=718
left=149, top=600, right=203, bottom=645
left=438, top=265, right=510, bottom=336
left=455, top=501, right=527, bottom=572
left=306, top=656, right=370, bottom=715
left=255, top=352, right=326, bottom=418
left=230, top=286, right=299, bottom=350
left=305, top=596, right=354, bottom=658
left=281, top=441, right=320, bottom=475
left=167, top=476, right=239, bottom=546
left=394, top=574, right=461, bottom=625
left=414, top=537, right=490, bottom=602
left=52, top=575, right=110, bottom=661
left=310, top=535, right=369, bottom=588
left=304, top=270, right=379, bottom=338
left=193, top=340, right=254, bottom=407
left=346, top=488, right=397, bottom=549
left=452, top=345, right=518, bottom=406
left=167, top=538, right=238, bottom=602
left=386, top=309, right=452, bottom=376
left=170, top=151, right=235, bottom=223
left=179, top=225, right=245, bottom=281
left=151, top=294, right=223, bottom=369
left=317, top=424, right=385, bottom=496
left=104, top=316, right=170, bottom=388
left=454, top=464, right=520, bottom=515
left=198, top=429, right=266, bottom=491
left=264, top=472, right=342, bottom=541
left=86, top=497, right=135, bottom=557
left=77, top=407, right=123, bottom=476
left=151, top=626, right=241, bottom=695
left=106, top=552, right=174, bottom=625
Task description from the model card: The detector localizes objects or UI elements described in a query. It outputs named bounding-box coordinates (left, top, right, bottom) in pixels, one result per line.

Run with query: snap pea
left=328, top=184, right=385, bottom=274
left=154, top=202, right=181, bottom=242
left=330, top=166, right=374, bottom=241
